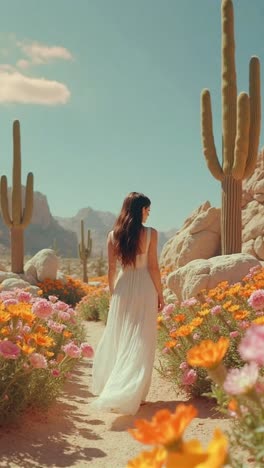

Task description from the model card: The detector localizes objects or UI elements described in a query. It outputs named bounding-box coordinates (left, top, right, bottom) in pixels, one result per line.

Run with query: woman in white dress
left=91, top=192, right=164, bottom=415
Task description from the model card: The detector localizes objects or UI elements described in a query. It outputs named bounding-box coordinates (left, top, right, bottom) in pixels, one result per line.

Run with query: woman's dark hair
left=113, top=192, right=151, bottom=266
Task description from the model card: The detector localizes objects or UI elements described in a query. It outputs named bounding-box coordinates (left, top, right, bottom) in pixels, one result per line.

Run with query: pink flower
left=22, top=325, right=31, bottom=334
left=52, top=369, right=60, bottom=377
left=224, top=362, right=259, bottom=395
left=248, top=289, right=264, bottom=311
left=32, top=299, right=53, bottom=319
left=239, top=321, right=250, bottom=330
left=47, top=320, right=66, bottom=333
left=48, top=295, right=58, bottom=303
left=3, top=298, right=18, bottom=307
left=212, top=325, right=220, bottom=333
left=63, top=342, right=81, bottom=358
left=211, top=305, right=221, bottom=315
left=179, top=361, right=189, bottom=371
left=80, top=343, right=94, bottom=358
left=0, top=340, right=20, bottom=359
left=54, top=301, right=68, bottom=311
left=58, top=311, right=71, bottom=321
left=162, top=304, right=175, bottom=316
left=162, top=347, right=170, bottom=354
left=182, top=369, right=197, bottom=386
left=239, top=325, right=264, bottom=366
left=29, top=353, right=47, bottom=369
left=17, top=291, right=32, bottom=303
left=230, top=331, right=239, bottom=339
left=181, top=298, right=198, bottom=307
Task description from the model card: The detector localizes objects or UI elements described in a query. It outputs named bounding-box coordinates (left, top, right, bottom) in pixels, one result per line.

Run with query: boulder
left=167, top=253, right=261, bottom=301
left=24, top=249, right=59, bottom=283
left=160, top=201, right=221, bottom=270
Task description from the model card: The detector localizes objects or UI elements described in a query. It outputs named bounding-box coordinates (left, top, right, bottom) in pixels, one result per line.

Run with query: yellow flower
left=226, top=304, right=240, bottom=312
left=222, top=300, right=232, bottom=310
left=166, top=429, right=228, bottom=468
left=20, top=344, right=36, bottom=354
left=187, top=337, right=229, bottom=369
left=128, top=404, right=197, bottom=447
left=197, top=309, right=210, bottom=317
left=127, top=447, right=166, bottom=468
left=0, top=311, right=11, bottom=322
left=253, top=316, right=264, bottom=325
left=190, top=317, right=203, bottom=327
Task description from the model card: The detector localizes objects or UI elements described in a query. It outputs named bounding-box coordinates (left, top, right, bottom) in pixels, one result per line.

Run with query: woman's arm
left=107, top=231, right=117, bottom=295
left=147, top=228, right=165, bottom=311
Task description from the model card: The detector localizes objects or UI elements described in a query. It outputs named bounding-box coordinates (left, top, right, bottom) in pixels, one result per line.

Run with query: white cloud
left=0, top=68, right=70, bottom=105
left=17, top=41, right=73, bottom=65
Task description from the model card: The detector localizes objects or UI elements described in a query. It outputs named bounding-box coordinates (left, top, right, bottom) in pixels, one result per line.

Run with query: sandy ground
left=0, top=321, right=232, bottom=468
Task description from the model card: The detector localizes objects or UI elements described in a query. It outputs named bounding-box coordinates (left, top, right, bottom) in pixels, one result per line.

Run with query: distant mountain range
left=0, top=189, right=177, bottom=257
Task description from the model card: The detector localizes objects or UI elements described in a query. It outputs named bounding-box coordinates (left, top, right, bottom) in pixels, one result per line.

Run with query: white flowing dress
left=91, top=227, right=158, bottom=415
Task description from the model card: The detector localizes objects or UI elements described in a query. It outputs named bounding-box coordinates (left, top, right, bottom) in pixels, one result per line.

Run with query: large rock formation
left=242, top=150, right=264, bottom=260
left=168, top=253, right=261, bottom=301
left=160, top=201, right=221, bottom=270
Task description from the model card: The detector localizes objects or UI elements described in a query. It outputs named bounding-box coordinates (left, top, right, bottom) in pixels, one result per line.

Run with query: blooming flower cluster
left=0, top=288, right=94, bottom=423
left=157, top=265, right=264, bottom=396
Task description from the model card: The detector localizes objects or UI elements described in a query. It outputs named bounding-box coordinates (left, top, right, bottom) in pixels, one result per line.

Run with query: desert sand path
left=0, top=321, right=230, bottom=468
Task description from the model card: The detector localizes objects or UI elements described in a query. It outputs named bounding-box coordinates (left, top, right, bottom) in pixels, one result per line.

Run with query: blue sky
left=0, top=0, right=263, bottom=231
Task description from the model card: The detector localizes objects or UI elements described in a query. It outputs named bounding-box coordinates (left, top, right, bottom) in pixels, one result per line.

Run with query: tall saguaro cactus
left=0, top=121, right=34, bottom=273
left=78, top=219, right=92, bottom=283
left=201, top=0, right=261, bottom=254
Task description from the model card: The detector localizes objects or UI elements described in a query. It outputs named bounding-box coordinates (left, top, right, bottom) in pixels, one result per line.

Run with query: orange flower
left=165, top=340, right=177, bottom=348
left=228, top=398, right=238, bottom=413
left=20, top=344, right=36, bottom=354
left=157, top=316, right=163, bottom=324
left=187, top=337, right=229, bottom=369
left=0, top=311, right=11, bottom=322
left=233, top=310, right=249, bottom=320
left=63, top=330, right=72, bottom=338
left=128, top=404, right=197, bottom=446
left=0, top=327, right=10, bottom=336
left=32, top=333, right=54, bottom=347
left=173, top=314, right=185, bottom=323
left=190, top=317, right=203, bottom=327
left=222, top=301, right=232, bottom=310
left=127, top=447, right=166, bottom=468
left=175, top=325, right=194, bottom=337
left=166, top=429, right=228, bottom=468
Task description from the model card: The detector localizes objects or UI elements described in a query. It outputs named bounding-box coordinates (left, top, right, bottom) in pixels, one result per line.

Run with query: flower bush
left=76, top=276, right=110, bottom=323
left=37, top=276, right=89, bottom=306
left=127, top=403, right=228, bottom=467
left=157, top=265, right=264, bottom=396
left=0, top=288, right=94, bottom=423
left=187, top=326, right=264, bottom=466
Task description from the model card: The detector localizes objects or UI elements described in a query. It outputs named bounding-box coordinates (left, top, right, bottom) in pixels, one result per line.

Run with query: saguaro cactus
left=1, top=121, right=34, bottom=273
left=201, top=0, right=261, bottom=254
left=78, top=219, right=92, bottom=283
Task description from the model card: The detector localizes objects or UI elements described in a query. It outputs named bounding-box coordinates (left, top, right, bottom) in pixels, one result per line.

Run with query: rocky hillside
left=0, top=190, right=77, bottom=257
left=55, top=208, right=177, bottom=256
left=0, top=190, right=176, bottom=258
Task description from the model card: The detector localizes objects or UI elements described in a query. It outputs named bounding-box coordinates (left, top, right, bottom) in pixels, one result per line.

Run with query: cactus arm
left=222, top=0, right=237, bottom=174
left=0, top=176, right=12, bottom=227
left=87, top=229, right=92, bottom=254
left=232, top=92, right=250, bottom=180
left=22, top=172, right=34, bottom=227
left=201, top=90, right=224, bottom=181
left=12, top=120, right=22, bottom=225
left=244, top=56, right=261, bottom=178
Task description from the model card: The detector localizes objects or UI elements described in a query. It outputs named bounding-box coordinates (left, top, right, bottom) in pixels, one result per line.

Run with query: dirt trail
left=0, top=321, right=230, bottom=468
